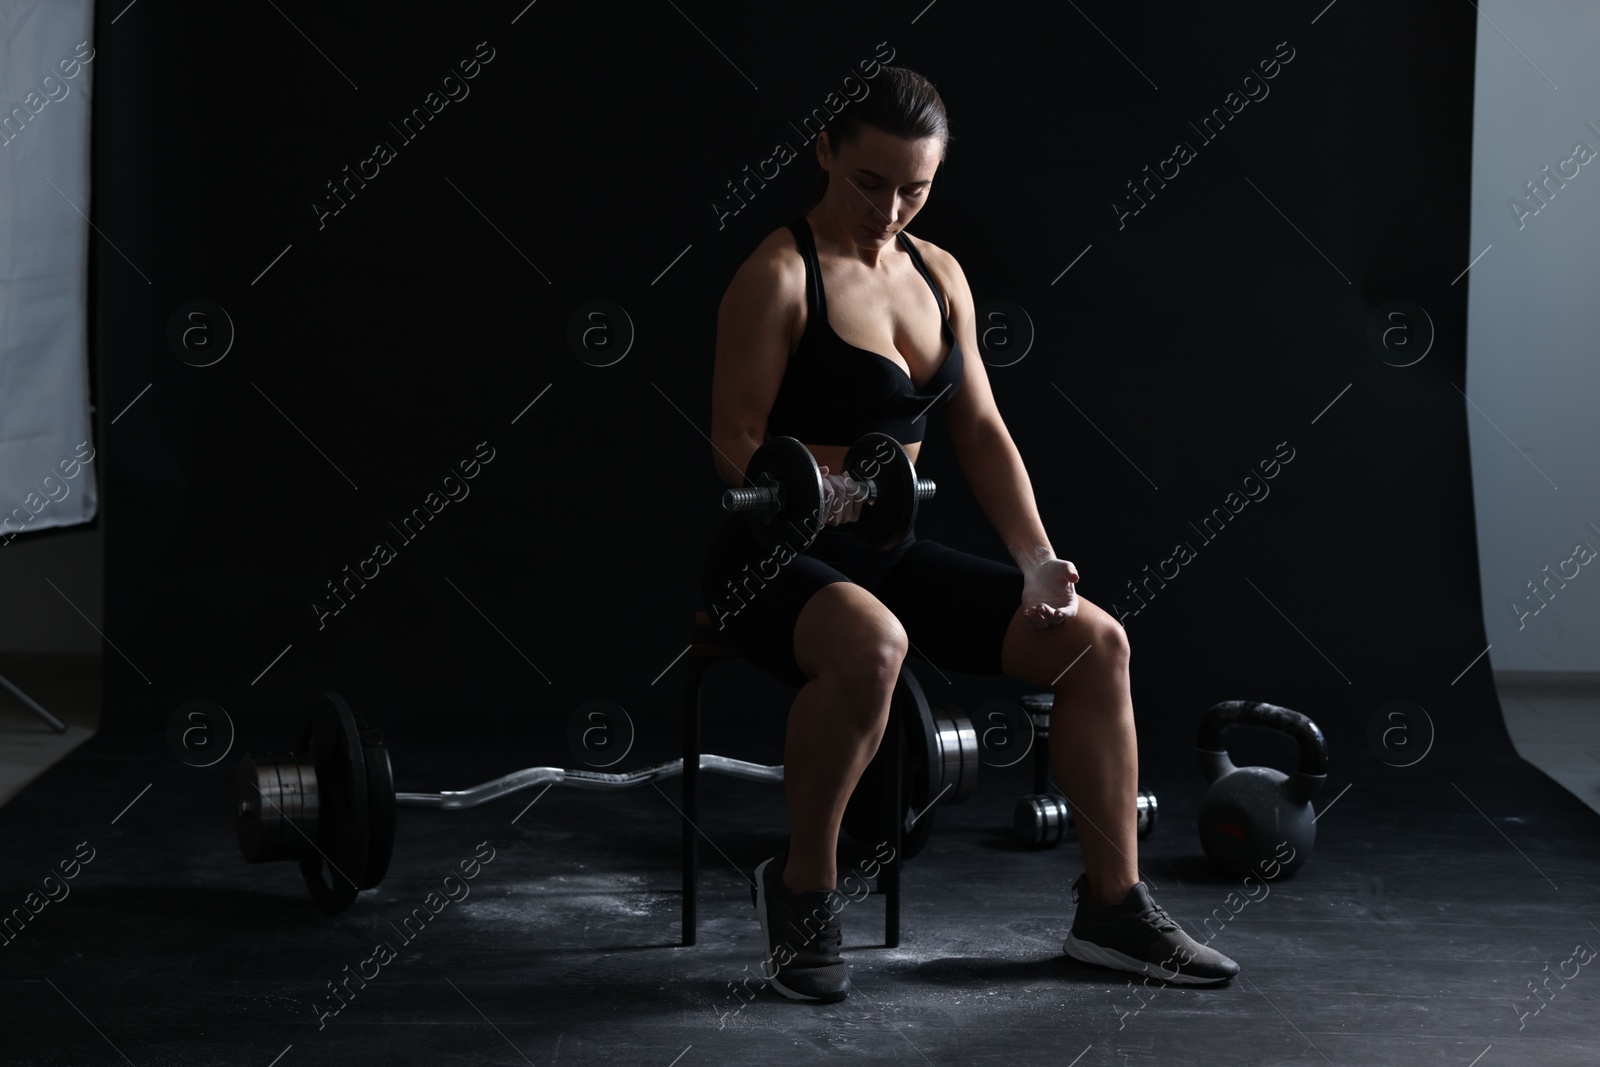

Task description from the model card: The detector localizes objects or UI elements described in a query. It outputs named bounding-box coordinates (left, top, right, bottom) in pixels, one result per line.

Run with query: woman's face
left=820, top=126, right=943, bottom=245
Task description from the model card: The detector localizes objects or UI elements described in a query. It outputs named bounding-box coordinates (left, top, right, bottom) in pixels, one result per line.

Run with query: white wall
left=0, top=2, right=100, bottom=656
left=1469, top=1, right=1600, bottom=671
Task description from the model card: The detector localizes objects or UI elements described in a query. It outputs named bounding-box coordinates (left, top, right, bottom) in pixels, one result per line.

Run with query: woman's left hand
left=1020, top=555, right=1080, bottom=629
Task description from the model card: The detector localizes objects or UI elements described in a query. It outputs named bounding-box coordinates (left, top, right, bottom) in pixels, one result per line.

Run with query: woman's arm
left=708, top=234, right=806, bottom=487
left=925, top=243, right=1080, bottom=623
left=926, top=246, right=1051, bottom=565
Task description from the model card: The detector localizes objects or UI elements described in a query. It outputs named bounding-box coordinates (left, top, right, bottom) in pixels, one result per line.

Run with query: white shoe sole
left=1062, top=932, right=1237, bottom=986
left=752, top=857, right=849, bottom=1003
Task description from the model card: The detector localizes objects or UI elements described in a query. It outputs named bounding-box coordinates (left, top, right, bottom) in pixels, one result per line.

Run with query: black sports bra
left=763, top=216, right=965, bottom=447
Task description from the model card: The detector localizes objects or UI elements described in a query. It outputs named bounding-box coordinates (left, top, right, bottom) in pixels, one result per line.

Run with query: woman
left=703, top=67, right=1238, bottom=1003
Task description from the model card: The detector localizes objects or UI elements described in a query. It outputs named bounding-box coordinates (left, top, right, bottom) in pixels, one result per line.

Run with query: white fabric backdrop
left=1468, top=1, right=1600, bottom=669
left=0, top=1, right=97, bottom=542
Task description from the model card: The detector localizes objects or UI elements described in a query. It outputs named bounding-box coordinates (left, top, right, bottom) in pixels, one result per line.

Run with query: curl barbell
left=236, top=686, right=980, bottom=913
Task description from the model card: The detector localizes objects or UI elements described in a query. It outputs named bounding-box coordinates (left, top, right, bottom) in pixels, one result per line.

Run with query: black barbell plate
left=356, top=707, right=395, bottom=892
left=900, top=670, right=940, bottom=859
left=743, top=437, right=825, bottom=553
left=298, top=691, right=369, bottom=915
left=843, top=432, right=918, bottom=550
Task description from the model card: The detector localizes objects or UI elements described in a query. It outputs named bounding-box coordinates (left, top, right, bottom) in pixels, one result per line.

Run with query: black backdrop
left=95, top=2, right=1497, bottom=773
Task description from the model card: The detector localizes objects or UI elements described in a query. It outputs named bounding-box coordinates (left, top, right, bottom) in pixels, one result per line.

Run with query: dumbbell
left=1008, top=691, right=1157, bottom=847
left=1014, top=789, right=1158, bottom=848
left=722, top=432, right=936, bottom=552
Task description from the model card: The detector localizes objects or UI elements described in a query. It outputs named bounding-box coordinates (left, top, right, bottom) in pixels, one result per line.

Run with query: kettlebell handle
left=1196, top=700, right=1328, bottom=803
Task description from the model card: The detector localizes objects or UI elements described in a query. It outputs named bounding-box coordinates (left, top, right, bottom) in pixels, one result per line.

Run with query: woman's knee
left=1091, top=610, right=1131, bottom=668
left=1005, top=597, right=1129, bottom=686
left=794, top=584, right=908, bottom=692
left=1050, top=607, right=1131, bottom=717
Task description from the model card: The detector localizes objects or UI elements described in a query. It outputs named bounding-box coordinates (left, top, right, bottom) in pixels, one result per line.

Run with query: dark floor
left=2, top=719, right=1598, bottom=1067
left=2, top=726, right=1599, bottom=1066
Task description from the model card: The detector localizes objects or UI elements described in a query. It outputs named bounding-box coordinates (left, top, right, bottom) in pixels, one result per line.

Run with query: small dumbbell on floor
left=1014, top=788, right=1158, bottom=848
left=1009, top=691, right=1157, bottom=847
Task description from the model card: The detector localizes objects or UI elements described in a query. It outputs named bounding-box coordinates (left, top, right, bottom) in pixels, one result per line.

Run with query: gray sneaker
left=1062, top=874, right=1239, bottom=985
left=750, top=840, right=850, bottom=1003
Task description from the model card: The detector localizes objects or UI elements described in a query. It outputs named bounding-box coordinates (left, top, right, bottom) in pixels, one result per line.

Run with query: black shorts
left=700, top=512, right=1025, bottom=688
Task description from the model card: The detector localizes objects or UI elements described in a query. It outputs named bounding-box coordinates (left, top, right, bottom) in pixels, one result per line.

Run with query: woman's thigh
left=701, top=515, right=855, bottom=689
left=865, top=539, right=1025, bottom=676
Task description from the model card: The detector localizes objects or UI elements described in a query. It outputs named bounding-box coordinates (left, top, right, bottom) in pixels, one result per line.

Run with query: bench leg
left=883, top=687, right=903, bottom=948
left=681, top=658, right=706, bottom=947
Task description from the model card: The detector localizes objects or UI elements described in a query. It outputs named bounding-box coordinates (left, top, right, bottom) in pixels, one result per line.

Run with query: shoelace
left=787, top=899, right=844, bottom=957
left=1134, top=901, right=1181, bottom=934
left=1074, top=880, right=1181, bottom=935
left=811, top=914, right=843, bottom=956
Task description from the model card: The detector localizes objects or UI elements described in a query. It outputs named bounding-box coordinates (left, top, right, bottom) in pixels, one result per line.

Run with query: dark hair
left=806, top=66, right=951, bottom=210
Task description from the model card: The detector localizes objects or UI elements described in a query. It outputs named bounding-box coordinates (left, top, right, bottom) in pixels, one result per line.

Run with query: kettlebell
left=1196, top=700, right=1327, bottom=877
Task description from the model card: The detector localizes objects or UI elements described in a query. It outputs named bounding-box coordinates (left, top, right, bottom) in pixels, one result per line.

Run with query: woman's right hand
left=1019, top=555, right=1080, bottom=628
left=817, top=465, right=866, bottom=526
